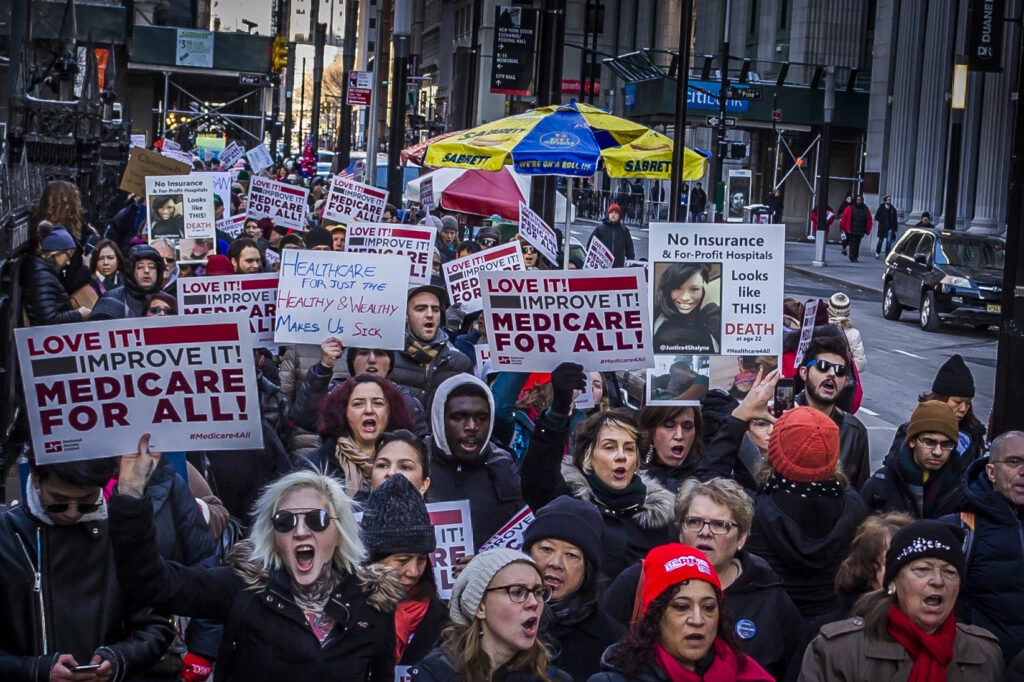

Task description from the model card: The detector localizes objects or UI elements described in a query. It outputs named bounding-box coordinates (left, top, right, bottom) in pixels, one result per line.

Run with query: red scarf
left=652, top=640, right=773, bottom=682
left=394, top=595, right=431, bottom=662
left=885, top=605, right=957, bottom=682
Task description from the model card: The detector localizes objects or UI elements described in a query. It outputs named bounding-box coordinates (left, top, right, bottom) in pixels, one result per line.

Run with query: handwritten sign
left=15, top=316, right=263, bottom=463
left=219, top=141, right=244, bottom=169
left=345, top=224, right=435, bottom=286
left=518, top=201, right=558, bottom=265
left=323, top=177, right=389, bottom=224
left=442, top=242, right=524, bottom=314
left=179, top=274, right=278, bottom=347
left=583, top=237, right=614, bottom=269
left=274, top=249, right=409, bottom=348
left=428, top=500, right=473, bottom=600
left=120, top=147, right=191, bottom=196
left=481, top=268, right=653, bottom=372
left=246, top=144, right=274, bottom=174
left=478, top=506, right=534, bottom=552
left=246, top=176, right=309, bottom=231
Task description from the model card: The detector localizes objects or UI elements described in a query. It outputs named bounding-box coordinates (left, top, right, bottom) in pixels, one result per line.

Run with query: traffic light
left=272, top=37, right=288, bottom=72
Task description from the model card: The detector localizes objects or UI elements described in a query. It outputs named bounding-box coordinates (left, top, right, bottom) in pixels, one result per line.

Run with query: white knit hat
left=828, top=292, right=851, bottom=318
left=448, top=549, right=538, bottom=626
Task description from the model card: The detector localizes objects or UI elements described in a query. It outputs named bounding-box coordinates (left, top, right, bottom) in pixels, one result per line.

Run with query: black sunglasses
left=147, top=306, right=172, bottom=315
left=271, top=509, right=335, bottom=533
left=521, top=245, right=537, bottom=254
left=480, top=238, right=497, bottom=246
left=44, top=502, right=101, bottom=514
left=805, top=359, right=848, bottom=377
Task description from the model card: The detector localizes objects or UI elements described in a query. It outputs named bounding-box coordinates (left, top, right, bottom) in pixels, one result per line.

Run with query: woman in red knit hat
left=590, top=543, right=773, bottom=682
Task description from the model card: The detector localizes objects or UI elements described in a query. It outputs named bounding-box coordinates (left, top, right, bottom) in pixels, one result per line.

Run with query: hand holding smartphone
left=773, top=379, right=795, bottom=418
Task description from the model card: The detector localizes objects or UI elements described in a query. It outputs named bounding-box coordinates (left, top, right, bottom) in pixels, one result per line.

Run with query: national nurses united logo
left=43, top=441, right=63, bottom=454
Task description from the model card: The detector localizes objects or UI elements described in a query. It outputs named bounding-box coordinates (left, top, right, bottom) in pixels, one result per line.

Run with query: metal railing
left=570, top=187, right=682, bottom=226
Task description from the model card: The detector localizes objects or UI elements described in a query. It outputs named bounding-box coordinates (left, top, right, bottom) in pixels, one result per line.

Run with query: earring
left=645, top=446, right=654, bottom=465
left=887, top=584, right=896, bottom=596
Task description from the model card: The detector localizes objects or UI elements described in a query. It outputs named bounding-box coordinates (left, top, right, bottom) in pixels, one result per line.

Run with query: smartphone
left=72, top=665, right=102, bottom=672
left=773, top=379, right=795, bottom=418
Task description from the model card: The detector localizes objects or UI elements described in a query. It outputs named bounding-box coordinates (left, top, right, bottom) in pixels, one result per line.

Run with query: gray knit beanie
left=360, top=474, right=436, bottom=559
left=449, top=549, right=537, bottom=626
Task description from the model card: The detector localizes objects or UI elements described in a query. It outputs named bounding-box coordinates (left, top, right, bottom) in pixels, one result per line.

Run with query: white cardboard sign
left=146, top=175, right=216, bottom=264
left=427, top=500, right=473, bottom=600
left=217, top=214, right=248, bottom=239
left=246, top=176, right=309, bottom=231
left=420, top=176, right=435, bottom=214
left=517, top=201, right=558, bottom=266
left=246, top=144, right=274, bottom=174
left=323, top=176, right=389, bottom=224
left=179, top=274, right=278, bottom=347
left=344, top=223, right=436, bottom=286
left=219, top=141, right=244, bottom=169
left=583, top=237, right=614, bottom=269
left=442, top=242, right=524, bottom=314
left=478, top=506, right=534, bottom=552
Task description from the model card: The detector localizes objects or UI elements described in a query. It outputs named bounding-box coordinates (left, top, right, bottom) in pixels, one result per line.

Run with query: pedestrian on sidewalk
left=837, top=194, right=853, bottom=255
left=827, top=293, right=867, bottom=372
left=917, top=211, right=934, bottom=228
left=874, top=195, right=899, bottom=259
left=810, top=203, right=835, bottom=236
left=840, top=195, right=872, bottom=263
left=587, top=204, right=635, bottom=268
left=768, top=189, right=785, bottom=224
left=689, top=182, right=708, bottom=223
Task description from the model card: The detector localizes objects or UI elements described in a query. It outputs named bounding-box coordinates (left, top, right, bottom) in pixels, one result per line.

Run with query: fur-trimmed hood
left=561, top=463, right=676, bottom=530
left=225, top=540, right=406, bottom=613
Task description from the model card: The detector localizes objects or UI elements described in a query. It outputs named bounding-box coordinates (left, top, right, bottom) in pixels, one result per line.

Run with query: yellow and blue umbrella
left=423, top=100, right=708, bottom=180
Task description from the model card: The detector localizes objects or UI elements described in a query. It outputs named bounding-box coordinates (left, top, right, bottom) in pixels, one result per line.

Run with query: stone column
left=884, top=0, right=926, bottom=222
left=971, top=0, right=1020, bottom=234
left=908, top=0, right=956, bottom=222
left=955, top=77, right=984, bottom=230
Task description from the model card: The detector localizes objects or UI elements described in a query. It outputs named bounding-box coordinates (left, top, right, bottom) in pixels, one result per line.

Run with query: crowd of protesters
left=6, top=166, right=1023, bottom=682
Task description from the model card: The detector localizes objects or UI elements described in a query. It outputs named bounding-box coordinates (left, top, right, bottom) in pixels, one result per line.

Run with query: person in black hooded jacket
left=21, top=222, right=90, bottom=326
left=91, top=243, right=165, bottom=320
left=586, top=204, right=635, bottom=268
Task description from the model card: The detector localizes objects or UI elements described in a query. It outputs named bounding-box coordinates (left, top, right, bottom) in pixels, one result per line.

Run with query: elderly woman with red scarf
left=798, top=520, right=1003, bottom=681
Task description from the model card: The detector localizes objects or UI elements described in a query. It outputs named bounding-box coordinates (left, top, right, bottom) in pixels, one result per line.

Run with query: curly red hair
left=318, top=375, right=414, bottom=439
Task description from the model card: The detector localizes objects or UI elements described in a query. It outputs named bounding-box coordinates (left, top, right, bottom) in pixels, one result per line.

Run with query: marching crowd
left=7, top=173, right=1024, bottom=682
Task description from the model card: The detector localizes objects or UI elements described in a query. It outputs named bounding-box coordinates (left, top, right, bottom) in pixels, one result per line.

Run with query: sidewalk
left=785, top=240, right=887, bottom=294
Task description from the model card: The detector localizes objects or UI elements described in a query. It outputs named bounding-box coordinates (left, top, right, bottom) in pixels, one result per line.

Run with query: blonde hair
left=248, top=470, right=365, bottom=578
left=675, top=477, right=755, bottom=538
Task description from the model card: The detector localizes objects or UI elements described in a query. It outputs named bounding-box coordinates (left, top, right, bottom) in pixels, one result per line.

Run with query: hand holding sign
left=321, top=337, right=344, bottom=369
left=550, top=362, right=587, bottom=415
left=118, top=433, right=162, bottom=498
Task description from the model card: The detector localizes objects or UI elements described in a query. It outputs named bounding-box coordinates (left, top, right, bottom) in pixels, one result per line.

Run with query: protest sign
left=162, top=139, right=181, bottom=152
left=625, top=259, right=650, bottom=277
left=120, top=147, right=191, bottom=196
left=162, top=149, right=195, bottom=166
left=246, top=144, right=274, bottom=174
left=517, top=201, right=558, bottom=265
left=427, top=500, right=473, bottom=599
left=395, top=667, right=411, bottom=682
left=130, top=134, right=147, bottom=148
left=583, top=237, right=614, bottom=269
left=575, top=382, right=596, bottom=410
left=145, top=175, right=216, bottom=264
left=647, top=222, right=785, bottom=406
left=345, top=223, right=435, bottom=286
left=475, top=345, right=492, bottom=370
left=219, top=141, right=244, bottom=169
left=793, top=299, right=820, bottom=367
left=15, top=315, right=263, bottom=463
left=265, top=249, right=281, bottom=266
left=217, top=214, right=247, bottom=239
left=323, top=176, right=389, bottom=224
left=442, top=242, right=524, bottom=314
left=205, top=172, right=233, bottom=217
left=246, top=176, right=309, bottom=231
left=478, top=506, right=534, bottom=552
left=420, top=176, right=435, bottom=214
left=179, top=273, right=278, bottom=347
left=274, top=248, right=409, bottom=347
left=481, top=268, right=653, bottom=372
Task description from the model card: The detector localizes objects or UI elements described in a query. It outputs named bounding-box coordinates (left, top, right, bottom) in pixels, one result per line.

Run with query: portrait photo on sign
left=150, top=194, right=185, bottom=238
left=647, top=354, right=710, bottom=405
left=652, top=261, right=722, bottom=354
left=179, top=237, right=215, bottom=264
left=707, top=354, right=779, bottom=402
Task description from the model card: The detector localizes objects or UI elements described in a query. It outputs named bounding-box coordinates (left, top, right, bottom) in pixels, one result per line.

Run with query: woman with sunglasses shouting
left=409, top=549, right=571, bottom=682
left=109, top=434, right=402, bottom=682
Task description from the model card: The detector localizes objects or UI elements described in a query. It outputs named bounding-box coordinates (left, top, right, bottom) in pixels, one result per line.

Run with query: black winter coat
left=400, top=596, right=447, bottom=666
left=859, top=449, right=966, bottom=519
left=875, top=203, right=899, bottom=235
left=887, top=417, right=987, bottom=477
left=520, top=411, right=676, bottom=581
left=409, top=649, right=573, bottom=682
left=389, top=342, right=474, bottom=413
left=953, top=457, right=1024, bottom=663
left=1008, top=649, right=1024, bottom=682
left=643, top=455, right=703, bottom=496
left=426, top=442, right=525, bottom=551
left=91, top=245, right=165, bottom=321
left=795, top=394, right=871, bottom=490
left=545, top=603, right=624, bottom=681
left=0, top=504, right=175, bottom=682
left=694, top=414, right=763, bottom=493
left=603, top=550, right=803, bottom=681
left=109, top=494, right=399, bottom=682
left=21, top=255, right=84, bottom=326
left=689, top=187, right=708, bottom=213
left=587, top=220, right=635, bottom=268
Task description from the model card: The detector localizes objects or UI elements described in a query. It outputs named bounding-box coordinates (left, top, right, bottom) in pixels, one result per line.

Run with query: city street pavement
left=570, top=220, right=998, bottom=474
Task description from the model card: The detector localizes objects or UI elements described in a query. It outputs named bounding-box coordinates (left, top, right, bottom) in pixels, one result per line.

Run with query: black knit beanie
left=883, top=519, right=966, bottom=587
left=931, top=354, right=975, bottom=398
left=360, top=474, right=436, bottom=557
left=522, top=495, right=605, bottom=569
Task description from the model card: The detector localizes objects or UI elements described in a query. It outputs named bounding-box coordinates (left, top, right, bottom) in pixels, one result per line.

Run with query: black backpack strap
left=960, top=511, right=976, bottom=573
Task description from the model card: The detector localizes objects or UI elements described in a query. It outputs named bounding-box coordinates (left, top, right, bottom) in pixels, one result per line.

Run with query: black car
left=881, top=228, right=1005, bottom=331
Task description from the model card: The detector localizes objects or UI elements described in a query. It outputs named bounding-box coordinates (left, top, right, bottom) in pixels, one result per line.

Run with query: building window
left=748, top=0, right=758, bottom=36
left=778, top=0, right=789, bottom=29
left=369, top=17, right=376, bottom=28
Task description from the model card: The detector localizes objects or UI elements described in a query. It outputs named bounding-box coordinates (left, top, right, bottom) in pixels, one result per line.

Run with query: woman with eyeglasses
left=409, top=550, right=571, bottom=682
left=89, top=238, right=125, bottom=295
left=22, top=221, right=91, bottom=325
left=515, top=236, right=547, bottom=270
left=109, top=434, right=401, bottom=682
left=637, top=406, right=705, bottom=495
left=144, top=291, right=178, bottom=317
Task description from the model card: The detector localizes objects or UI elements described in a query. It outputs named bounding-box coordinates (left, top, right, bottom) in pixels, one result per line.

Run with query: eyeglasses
left=480, top=238, right=497, bottom=247
left=162, top=257, right=177, bottom=265
left=805, top=359, right=848, bottom=377
left=271, top=509, right=336, bottom=533
left=749, top=419, right=773, bottom=430
left=485, top=584, right=552, bottom=603
left=918, top=437, right=956, bottom=452
left=147, top=306, right=173, bottom=315
left=993, top=457, right=1024, bottom=472
left=682, top=516, right=738, bottom=535
left=44, top=501, right=101, bottom=514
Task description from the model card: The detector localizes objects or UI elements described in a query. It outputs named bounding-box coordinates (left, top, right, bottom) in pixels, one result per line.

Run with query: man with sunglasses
left=0, top=456, right=174, bottom=681
left=91, top=244, right=166, bottom=320
left=795, top=336, right=871, bottom=490
left=151, top=238, right=180, bottom=298
left=861, top=401, right=965, bottom=518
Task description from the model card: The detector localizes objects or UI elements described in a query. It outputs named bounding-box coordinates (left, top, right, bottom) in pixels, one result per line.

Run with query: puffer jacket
left=0, top=498, right=175, bottom=682
left=109, top=495, right=400, bottom=682
left=21, top=255, right=84, bottom=326
left=520, top=410, right=676, bottom=581
left=798, top=617, right=1003, bottom=681
left=279, top=344, right=326, bottom=458
left=389, top=338, right=474, bottom=412
left=91, top=245, right=165, bottom=320
left=410, top=649, right=572, bottom=682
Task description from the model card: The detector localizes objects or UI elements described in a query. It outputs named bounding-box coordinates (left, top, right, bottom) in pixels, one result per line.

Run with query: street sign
left=347, top=71, right=373, bottom=106
left=239, top=73, right=271, bottom=86
left=490, top=6, right=539, bottom=96
left=727, top=87, right=762, bottom=101
left=968, top=0, right=1005, bottom=72
left=705, top=116, right=737, bottom=128
left=772, top=109, right=782, bottom=122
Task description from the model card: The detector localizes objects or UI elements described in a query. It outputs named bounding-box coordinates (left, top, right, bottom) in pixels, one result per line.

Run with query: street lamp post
left=668, top=0, right=694, bottom=222
left=943, top=61, right=968, bottom=230
left=387, top=0, right=412, bottom=204
left=813, top=66, right=835, bottom=267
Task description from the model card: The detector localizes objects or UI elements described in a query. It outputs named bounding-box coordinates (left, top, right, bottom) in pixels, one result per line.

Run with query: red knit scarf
left=394, top=595, right=431, bottom=662
left=885, top=605, right=957, bottom=682
left=651, top=640, right=772, bottom=682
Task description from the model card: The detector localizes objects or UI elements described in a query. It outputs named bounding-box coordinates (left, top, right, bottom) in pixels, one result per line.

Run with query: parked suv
left=881, top=228, right=1005, bottom=331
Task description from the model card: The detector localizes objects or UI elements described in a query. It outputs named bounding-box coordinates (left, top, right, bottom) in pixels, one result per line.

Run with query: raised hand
left=117, top=433, right=162, bottom=498
left=733, top=368, right=780, bottom=424
left=320, top=337, right=344, bottom=369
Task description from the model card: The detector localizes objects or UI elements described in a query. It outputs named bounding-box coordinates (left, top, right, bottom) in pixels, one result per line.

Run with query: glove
left=180, top=653, right=213, bottom=682
left=550, top=362, right=587, bottom=416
